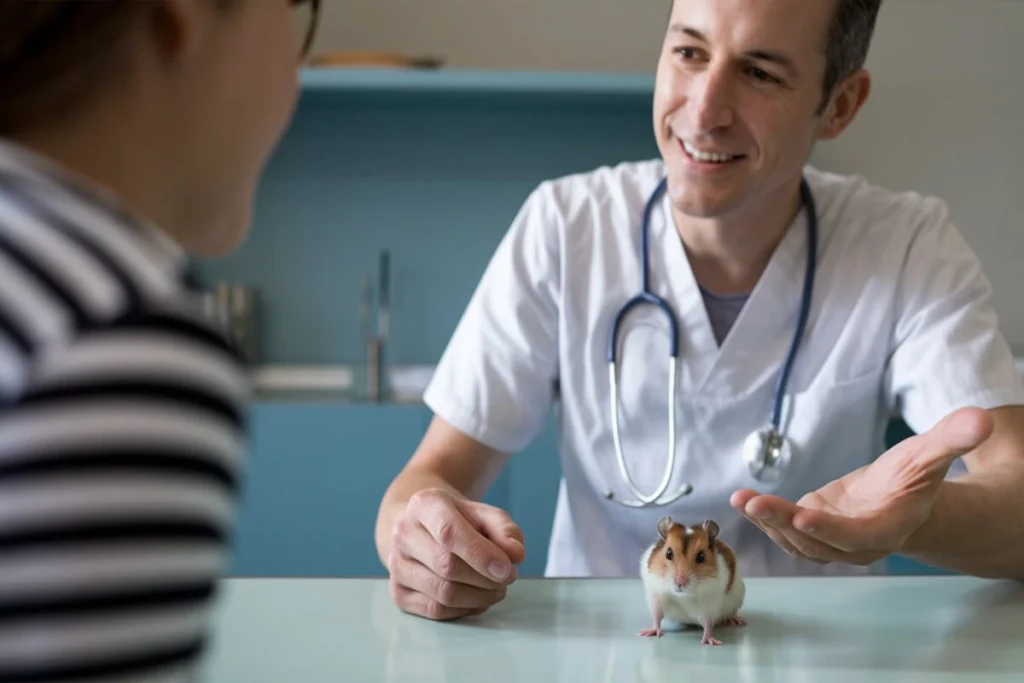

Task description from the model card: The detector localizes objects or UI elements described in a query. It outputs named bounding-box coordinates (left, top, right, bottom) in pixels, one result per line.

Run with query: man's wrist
left=896, top=484, right=953, bottom=560
left=893, top=470, right=1024, bottom=580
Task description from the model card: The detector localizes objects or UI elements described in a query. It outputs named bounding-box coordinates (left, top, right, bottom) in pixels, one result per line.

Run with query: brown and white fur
left=638, top=516, right=746, bottom=645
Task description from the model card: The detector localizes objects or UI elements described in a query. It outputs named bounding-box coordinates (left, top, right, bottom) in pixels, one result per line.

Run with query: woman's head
left=0, top=0, right=320, bottom=256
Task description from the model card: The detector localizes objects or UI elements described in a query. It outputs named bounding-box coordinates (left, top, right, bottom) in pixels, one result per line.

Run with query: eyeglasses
left=291, top=0, right=321, bottom=60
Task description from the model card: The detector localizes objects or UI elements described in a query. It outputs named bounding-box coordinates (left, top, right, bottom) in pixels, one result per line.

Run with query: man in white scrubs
left=375, top=0, right=1024, bottom=621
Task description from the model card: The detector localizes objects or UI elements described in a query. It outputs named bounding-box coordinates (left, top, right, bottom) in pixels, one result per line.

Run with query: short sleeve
left=422, top=183, right=563, bottom=454
left=885, top=199, right=1024, bottom=435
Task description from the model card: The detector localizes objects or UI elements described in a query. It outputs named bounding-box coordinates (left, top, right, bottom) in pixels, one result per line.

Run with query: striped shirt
left=0, top=139, right=249, bottom=681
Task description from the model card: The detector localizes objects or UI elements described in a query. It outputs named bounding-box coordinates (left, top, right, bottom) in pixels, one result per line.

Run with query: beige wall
left=310, top=0, right=1024, bottom=353
left=310, top=0, right=667, bottom=72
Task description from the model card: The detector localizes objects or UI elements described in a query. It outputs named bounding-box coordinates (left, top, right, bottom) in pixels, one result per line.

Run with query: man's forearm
left=900, top=462, right=1024, bottom=580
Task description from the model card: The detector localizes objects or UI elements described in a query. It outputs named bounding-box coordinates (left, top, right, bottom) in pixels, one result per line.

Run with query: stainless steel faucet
left=361, top=250, right=390, bottom=402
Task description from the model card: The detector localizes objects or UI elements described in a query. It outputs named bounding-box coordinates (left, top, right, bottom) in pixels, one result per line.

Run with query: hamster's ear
left=702, top=519, right=719, bottom=543
left=657, top=516, right=674, bottom=539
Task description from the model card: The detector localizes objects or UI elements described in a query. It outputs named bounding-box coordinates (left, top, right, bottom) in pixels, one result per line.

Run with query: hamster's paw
left=638, top=626, right=663, bottom=637
left=717, top=615, right=747, bottom=627
left=700, top=620, right=722, bottom=646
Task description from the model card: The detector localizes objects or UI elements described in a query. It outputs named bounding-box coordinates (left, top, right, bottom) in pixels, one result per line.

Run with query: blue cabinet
left=226, top=400, right=560, bottom=577
left=227, top=402, right=433, bottom=576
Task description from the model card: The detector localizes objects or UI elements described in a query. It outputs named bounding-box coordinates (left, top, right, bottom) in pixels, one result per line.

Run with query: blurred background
left=194, top=0, right=1024, bottom=579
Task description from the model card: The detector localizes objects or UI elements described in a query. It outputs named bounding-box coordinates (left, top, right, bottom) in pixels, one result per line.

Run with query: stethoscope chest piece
left=741, top=426, right=791, bottom=484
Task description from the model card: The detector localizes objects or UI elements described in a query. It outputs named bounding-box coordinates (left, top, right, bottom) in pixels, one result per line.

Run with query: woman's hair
left=0, top=1, right=151, bottom=136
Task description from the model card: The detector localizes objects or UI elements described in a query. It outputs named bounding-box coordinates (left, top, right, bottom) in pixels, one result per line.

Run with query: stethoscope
left=603, top=175, right=818, bottom=508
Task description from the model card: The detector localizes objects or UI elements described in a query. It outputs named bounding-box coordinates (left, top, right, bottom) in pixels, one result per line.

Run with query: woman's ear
left=147, top=0, right=214, bottom=67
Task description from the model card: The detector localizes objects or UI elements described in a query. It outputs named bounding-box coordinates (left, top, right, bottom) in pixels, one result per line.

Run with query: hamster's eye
left=665, top=547, right=673, bottom=560
left=696, top=551, right=705, bottom=563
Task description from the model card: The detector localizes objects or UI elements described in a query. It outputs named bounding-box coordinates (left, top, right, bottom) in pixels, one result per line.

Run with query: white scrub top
left=422, top=159, right=1024, bottom=579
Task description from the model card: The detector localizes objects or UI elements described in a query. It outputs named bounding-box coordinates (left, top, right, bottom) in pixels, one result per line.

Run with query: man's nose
left=686, top=69, right=735, bottom=132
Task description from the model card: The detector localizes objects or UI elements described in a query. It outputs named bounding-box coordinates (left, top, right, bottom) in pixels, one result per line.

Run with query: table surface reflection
left=199, top=575, right=1024, bottom=682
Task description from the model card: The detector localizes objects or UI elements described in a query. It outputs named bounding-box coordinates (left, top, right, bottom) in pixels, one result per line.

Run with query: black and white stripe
left=0, top=141, right=248, bottom=681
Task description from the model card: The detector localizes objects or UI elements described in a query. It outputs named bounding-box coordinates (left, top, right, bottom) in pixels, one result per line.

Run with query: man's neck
left=672, top=180, right=804, bottom=295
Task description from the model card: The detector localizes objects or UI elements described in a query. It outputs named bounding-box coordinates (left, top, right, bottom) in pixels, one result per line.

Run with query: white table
left=199, top=575, right=1024, bottom=682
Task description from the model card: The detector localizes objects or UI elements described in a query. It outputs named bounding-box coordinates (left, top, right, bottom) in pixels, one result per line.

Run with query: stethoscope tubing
left=604, top=175, right=818, bottom=507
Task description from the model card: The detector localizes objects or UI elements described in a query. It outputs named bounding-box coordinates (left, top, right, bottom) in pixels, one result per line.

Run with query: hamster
left=638, top=516, right=746, bottom=645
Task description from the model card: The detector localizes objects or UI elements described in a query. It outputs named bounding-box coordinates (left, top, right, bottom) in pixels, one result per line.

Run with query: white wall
left=310, top=0, right=1024, bottom=353
left=810, top=0, right=1024, bottom=355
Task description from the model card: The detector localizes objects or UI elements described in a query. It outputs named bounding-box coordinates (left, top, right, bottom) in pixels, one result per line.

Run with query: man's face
left=653, top=0, right=860, bottom=221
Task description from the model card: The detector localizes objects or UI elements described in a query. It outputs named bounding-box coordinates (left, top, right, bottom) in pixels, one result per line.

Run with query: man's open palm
left=731, top=407, right=993, bottom=565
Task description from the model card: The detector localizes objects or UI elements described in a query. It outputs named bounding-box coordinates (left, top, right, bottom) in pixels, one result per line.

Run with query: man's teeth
left=683, top=141, right=737, bottom=163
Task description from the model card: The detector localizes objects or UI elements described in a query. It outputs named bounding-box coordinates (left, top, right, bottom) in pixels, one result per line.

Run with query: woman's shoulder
left=0, top=173, right=249, bottom=416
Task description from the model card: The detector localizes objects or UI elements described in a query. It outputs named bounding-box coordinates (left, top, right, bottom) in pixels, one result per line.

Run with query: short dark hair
left=0, top=1, right=147, bottom=136
left=820, top=0, right=883, bottom=109
left=0, top=0, right=321, bottom=137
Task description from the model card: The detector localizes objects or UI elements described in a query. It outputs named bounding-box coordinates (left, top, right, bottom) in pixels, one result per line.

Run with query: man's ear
left=816, top=68, right=872, bottom=141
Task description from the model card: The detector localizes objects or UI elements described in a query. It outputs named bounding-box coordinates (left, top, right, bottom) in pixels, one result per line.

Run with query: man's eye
left=748, top=67, right=779, bottom=83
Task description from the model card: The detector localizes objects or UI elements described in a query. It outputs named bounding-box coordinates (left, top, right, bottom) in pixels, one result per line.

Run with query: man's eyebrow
left=669, top=23, right=707, bottom=41
left=668, top=23, right=798, bottom=75
left=745, top=48, right=797, bottom=74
